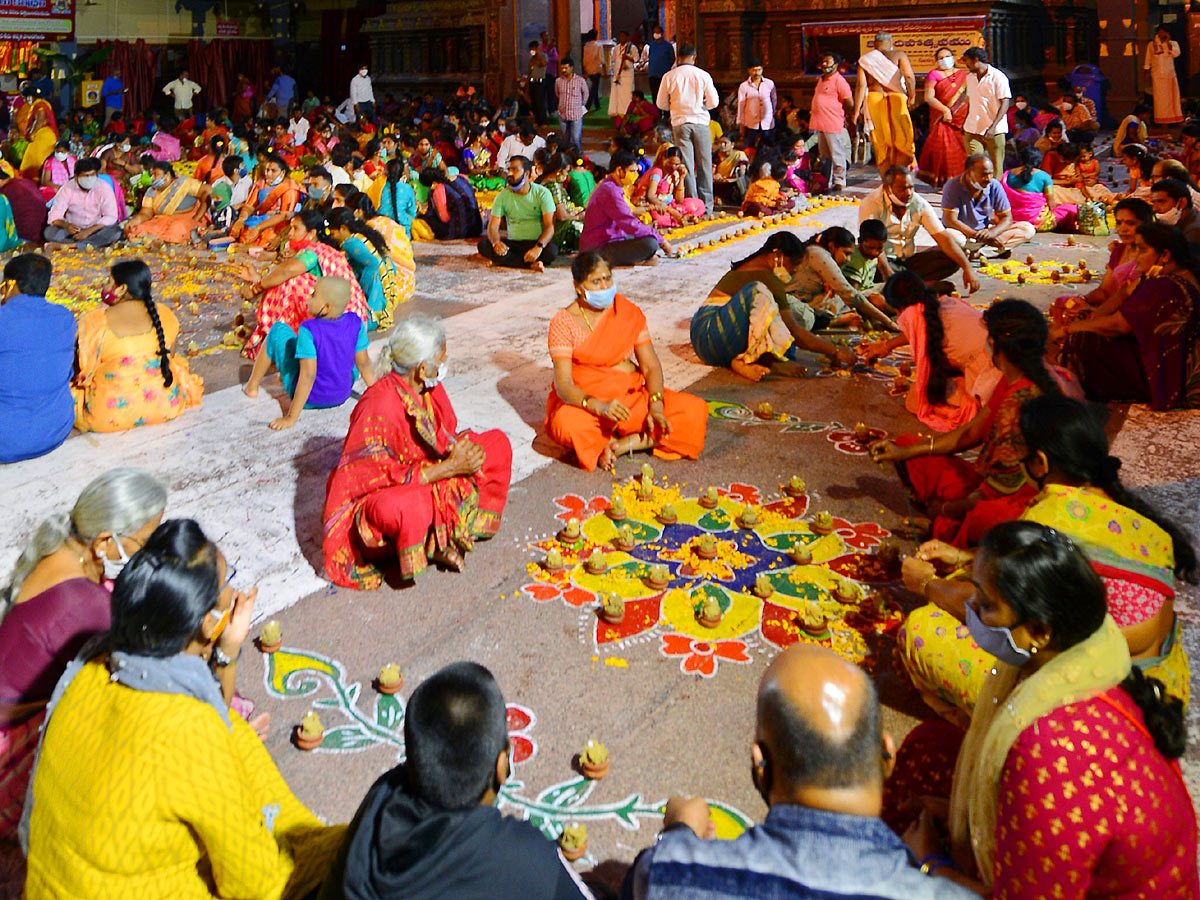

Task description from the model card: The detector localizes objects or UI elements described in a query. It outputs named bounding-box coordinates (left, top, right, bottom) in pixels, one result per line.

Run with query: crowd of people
left=0, top=26, right=1199, bottom=900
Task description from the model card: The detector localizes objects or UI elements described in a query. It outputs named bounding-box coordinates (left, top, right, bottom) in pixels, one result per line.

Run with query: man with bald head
left=621, top=645, right=975, bottom=899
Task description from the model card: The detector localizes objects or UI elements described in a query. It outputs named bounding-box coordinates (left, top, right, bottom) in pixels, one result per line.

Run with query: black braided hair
left=327, top=207, right=389, bottom=259
left=294, top=208, right=338, bottom=247
left=882, top=269, right=957, bottom=405
left=1119, top=667, right=1186, bottom=758
left=983, top=299, right=1060, bottom=398
left=112, top=260, right=172, bottom=389
left=1018, top=395, right=1198, bottom=583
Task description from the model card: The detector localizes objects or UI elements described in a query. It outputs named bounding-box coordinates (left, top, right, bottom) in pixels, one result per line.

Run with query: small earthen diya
left=784, top=475, right=806, bottom=498
left=295, top=710, right=324, bottom=750
left=656, top=503, right=678, bottom=526
left=1025, top=254, right=1035, bottom=265
left=557, top=517, right=583, bottom=545
left=559, top=823, right=588, bottom=861
left=696, top=596, right=724, bottom=628
left=698, top=485, right=720, bottom=509
left=833, top=578, right=861, bottom=605
left=599, top=593, right=625, bottom=625
left=580, top=739, right=610, bottom=779
left=258, top=620, right=282, bottom=654
left=753, top=573, right=774, bottom=599
left=694, top=533, right=718, bottom=560
left=644, top=563, right=670, bottom=590
left=811, top=511, right=834, bottom=535
left=607, top=493, right=627, bottom=521
left=612, top=524, right=636, bottom=552
left=584, top=552, right=608, bottom=575
left=544, top=547, right=566, bottom=574
left=376, top=663, right=404, bottom=695
left=638, top=473, right=654, bottom=500
left=738, top=506, right=759, bottom=528
left=853, top=422, right=872, bottom=442
left=799, top=610, right=830, bottom=639
left=756, top=401, right=774, bottom=419
left=789, top=543, right=813, bottom=565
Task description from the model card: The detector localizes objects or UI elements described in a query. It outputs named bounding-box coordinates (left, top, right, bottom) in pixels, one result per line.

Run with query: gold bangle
left=581, top=396, right=590, bottom=412
left=927, top=435, right=935, bottom=455
left=648, top=391, right=664, bottom=404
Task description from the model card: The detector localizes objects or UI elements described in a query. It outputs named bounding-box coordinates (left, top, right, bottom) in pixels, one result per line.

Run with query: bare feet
left=43, top=241, right=68, bottom=252
left=242, top=383, right=259, bottom=398
left=731, top=358, right=770, bottom=382
left=895, top=516, right=932, bottom=541
left=530, top=260, right=545, bottom=273
left=432, top=545, right=465, bottom=572
left=597, top=440, right=619, bottom=473
left=249, top=712, right=271, bottom=740
left=633, top=256, right=659, bottom=267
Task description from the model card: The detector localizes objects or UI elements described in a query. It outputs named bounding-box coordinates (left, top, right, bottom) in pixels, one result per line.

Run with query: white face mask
left=359, top=69, right=369, bottom=77
left=1014, top=101, right=1027, bottom=110
left=102, top=536, right=132, bottom=582
left=119, top=143, right=131, bottom=152
left=423, top=361, right=447, bottom=390
left=937, top=56, right=955, bottom=70
left=1158, top=206, right=1184, bottom=226
left=77, top=175, right=97, bottom=190
left=54, top=151, right=67, bottom=161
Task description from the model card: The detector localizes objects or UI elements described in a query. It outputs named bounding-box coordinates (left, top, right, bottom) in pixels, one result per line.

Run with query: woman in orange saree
left=229, top=153, right=301, bottom=250
left=918, top=47, right=969, bottom=187
left=323, top=315, right=511, bottom=587
left=546, top=252, right=707, bottom=472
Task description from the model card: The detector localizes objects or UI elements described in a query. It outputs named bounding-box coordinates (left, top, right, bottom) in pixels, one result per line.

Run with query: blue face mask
left=583, top=286, right=616, bottom=309
left=965, top=602, right=1032, bottom=668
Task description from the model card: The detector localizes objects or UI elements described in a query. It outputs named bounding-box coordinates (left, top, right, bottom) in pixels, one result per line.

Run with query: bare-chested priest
left=853, top=33, right=916, bottom=179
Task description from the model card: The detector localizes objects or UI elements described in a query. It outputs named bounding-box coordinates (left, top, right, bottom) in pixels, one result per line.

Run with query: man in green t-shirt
left=478, top=156, right=558, bottom=270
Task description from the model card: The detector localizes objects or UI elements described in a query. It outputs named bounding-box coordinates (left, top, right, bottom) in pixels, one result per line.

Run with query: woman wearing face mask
left=73, top=260, right=203, bottom=432
left=917, top=47, right=969, bottom=188
left=125, top=161, right=211, bottom=244
left=1055, top=222, right=1200, bottom=409
left=784, top=226, right=898, bottom=331
left=229, top=152, right=302, bottom=250
left=238, top=209, right=370, bottom=358
left=897, top=394, right=1194, bottom=724
left=323, top=314, right=512, bottom=583
left=579, top=150, right=674, bottom=266
left=39, top=140, right=75, bottom=198
left=0, top=468, right=166, bottom=841
left=870, top=300, right=1069, bottom=547
left=691, top=232, right=857, bottom=382
left=22, top=519, right=347, bottom=898
left=545, top=251, right=707, bottom=471
left=884, top=521, right=1196, bottom=898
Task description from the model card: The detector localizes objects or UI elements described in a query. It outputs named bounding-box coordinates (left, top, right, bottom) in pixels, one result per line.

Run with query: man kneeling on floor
left=621, top=645, right=977, bottom=900
left=318, top=661, right=593, bottom=900
left=941, top=153, right=1034, bottom=261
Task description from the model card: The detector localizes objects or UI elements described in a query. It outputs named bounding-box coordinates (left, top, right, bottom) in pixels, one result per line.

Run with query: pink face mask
left=101, top=287, right=119, bottom=306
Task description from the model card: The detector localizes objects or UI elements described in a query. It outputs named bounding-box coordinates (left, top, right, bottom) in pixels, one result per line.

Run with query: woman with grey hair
left=0, top=467, right=166, bottom=839
left=322, top=313, right=512, bottom=586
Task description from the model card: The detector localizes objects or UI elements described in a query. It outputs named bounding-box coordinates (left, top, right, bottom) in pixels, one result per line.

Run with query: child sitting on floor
left=243, top=276, right=375, bottom=430
left=741, top=160, right=793, bottom=217
left=1074, top=144, right=1114, bottom=201
left=193, top=157, right=249, bottom=246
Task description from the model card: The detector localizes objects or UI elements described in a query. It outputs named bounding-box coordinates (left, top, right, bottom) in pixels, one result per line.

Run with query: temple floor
left=2, top=182, right=1196, bottom=893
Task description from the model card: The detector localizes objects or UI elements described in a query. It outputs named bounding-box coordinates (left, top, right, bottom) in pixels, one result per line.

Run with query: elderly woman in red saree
left=238, top=209, right=370, bottom=359
left=917, top=47, right=968, bottom=187
left=229, top=153, right=301, bottom=250
left=14, top=85, right=57, bottom=179
left=125, top=161, right=210, bottom=244
left=546, top=251, right=707, bottom=472
left=323, top=314, right=511, bottom=586
left=869, top=300, right=1067, bottom=547
left=1058, top=222, right=1200, bottom=410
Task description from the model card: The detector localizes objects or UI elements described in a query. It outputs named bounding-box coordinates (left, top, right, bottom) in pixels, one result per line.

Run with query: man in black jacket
left=319, top=662, right=592, bottom=900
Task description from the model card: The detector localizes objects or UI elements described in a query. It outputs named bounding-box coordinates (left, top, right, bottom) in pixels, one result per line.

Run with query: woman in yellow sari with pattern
left=898, top=395, right=1193, bottom=725
left=13, top=85, right=57, bottom=179
left=125, top=161, right=210, bottom=244
left=349, top=192, right=416, bottom=311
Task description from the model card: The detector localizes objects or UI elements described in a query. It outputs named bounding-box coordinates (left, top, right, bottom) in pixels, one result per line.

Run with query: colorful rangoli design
left=520, top=479, right=903, bottom=678
left=260, top=645, right=754, bottom=848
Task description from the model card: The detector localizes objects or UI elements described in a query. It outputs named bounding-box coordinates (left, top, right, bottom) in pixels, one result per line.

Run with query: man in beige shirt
left=656, top=45, right=719, bottom=212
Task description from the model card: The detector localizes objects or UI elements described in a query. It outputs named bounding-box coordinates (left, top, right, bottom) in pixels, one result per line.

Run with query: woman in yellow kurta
left=72, top=260, right=203, bottom=433
left=14, top=86, right=57, bottom=179
left=898, top=394, right=1193, bottom=725
left=125, top=161, right=210, bottom=244
left=22, top=518, right=344, bottom=900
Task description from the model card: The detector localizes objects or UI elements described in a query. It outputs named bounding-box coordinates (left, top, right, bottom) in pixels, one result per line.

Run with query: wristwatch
left=211, top=645, right=238, bottom=668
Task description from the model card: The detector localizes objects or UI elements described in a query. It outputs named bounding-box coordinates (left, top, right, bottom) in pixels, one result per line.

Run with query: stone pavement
left=2, top=182, right=1197, bottom=894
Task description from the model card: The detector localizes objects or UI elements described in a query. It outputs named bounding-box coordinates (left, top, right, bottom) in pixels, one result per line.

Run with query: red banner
left=0, top=0, right=75, bottom=42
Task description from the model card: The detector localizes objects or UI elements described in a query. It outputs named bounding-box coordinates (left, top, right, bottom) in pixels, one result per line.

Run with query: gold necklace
left=576, top=299, right=596, bottom=331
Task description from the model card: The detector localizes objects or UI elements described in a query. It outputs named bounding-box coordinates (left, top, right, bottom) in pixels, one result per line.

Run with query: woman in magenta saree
left=1061, top=223, right=1200, bottom=410
left=323, top=316, right=511, bottom=587
left=917, top=48, right=968, bottom=187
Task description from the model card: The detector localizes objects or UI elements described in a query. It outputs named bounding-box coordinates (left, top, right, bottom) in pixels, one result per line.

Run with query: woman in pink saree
left=1001, top=146, right=1076, bottom=232
left=918, top=48, right=969, bottom=187
left=860, top=270, right=1002, bottom=431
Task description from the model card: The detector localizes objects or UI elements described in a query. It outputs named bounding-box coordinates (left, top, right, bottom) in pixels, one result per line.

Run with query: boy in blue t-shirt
left=243, top=276, right=375, bottom=429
